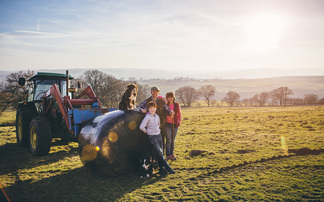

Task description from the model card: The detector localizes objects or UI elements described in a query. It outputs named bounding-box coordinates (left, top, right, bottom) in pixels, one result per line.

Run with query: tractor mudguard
left=78, top=110, right=151, bottom=176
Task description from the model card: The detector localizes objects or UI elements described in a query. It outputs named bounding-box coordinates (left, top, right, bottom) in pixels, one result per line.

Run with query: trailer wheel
left=16, top=107, right=33, bottom=146
left=29, top=116, right=53, bottom=156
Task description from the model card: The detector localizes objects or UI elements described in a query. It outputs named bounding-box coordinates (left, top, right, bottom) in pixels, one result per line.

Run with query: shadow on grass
left=179, top=148, right=324, bottom=174
left=0, top=137, right=165, bottom=201
left=0, top=141, right=78, bottom=176
left=1, top=140, right=164, bottom=201
left=5, top=164, right=162, bottom=201
left=192, top=148, right=324, bottom=175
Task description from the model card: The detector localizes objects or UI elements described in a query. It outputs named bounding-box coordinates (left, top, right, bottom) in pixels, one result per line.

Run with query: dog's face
left=127, top=84, right=138, bottom=102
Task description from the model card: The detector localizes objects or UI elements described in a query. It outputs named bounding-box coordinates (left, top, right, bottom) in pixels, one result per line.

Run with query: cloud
left=1, top=30, right=67, bottom=39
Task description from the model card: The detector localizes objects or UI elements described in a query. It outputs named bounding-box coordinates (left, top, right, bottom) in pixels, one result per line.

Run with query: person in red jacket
left=164, top=92, right=181, bottom=160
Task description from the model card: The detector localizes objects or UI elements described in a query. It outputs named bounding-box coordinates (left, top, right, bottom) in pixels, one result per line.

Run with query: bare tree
left=291, top=98, right=303, bottom=105
left=269, top=87, right=293, bottom=106
left=80, top=70, right=105, bottom=94
left=210, top=99, right=217, bottom=106
left=80, top=70, right=127, bottom=108
left=251, top=94, right=259, bottom=106
left=318, top=98, right=324, bottom=105
left=242, top=99, right=249, bottom=106
left=0, top=70, right=34, bottom=114
left=101, top=76, right=127, bottom=108
left=135, top=83, right=150, bottom=105
left=222, top=91, right=240, bottom=106
left=198, top=85, right=216, bottom=107
left=175, top=86, right=199, bottom=107
left=79, top=70, right=151, bottom=108
left=259, top=92, right=269, bottom=106
left=304, top=94, right=319, bottom=105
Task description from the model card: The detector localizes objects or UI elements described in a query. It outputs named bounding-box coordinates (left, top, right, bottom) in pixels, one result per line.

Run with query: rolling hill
left=1, top=68, right=323, bottom=100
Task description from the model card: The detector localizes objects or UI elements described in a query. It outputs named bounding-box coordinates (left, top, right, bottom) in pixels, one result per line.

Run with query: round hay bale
left=78, top=110, right=151, bottom=176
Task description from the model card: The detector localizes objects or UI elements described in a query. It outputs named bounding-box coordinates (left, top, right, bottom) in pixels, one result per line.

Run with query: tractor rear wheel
left=16, top=107, right=33, bottom=146
left=29, top=116, right=53, bottom=156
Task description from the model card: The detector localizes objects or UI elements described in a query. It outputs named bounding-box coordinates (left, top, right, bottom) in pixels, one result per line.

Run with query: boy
left=139, top=101, right=175, bottom=174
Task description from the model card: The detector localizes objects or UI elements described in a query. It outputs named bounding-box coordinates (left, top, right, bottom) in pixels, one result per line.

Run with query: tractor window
left=34, top=79, right=67, bottom=100
left=60, top=80, right=67, bottom=97
left=26, top=82, right=34, bottom=102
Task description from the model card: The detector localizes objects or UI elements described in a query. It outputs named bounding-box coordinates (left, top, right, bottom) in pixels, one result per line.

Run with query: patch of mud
left=189, top=150, right=207, bottom=157
left=237, top=149, right=255, bottom=154
left=288, top=148, right=324, bottom=155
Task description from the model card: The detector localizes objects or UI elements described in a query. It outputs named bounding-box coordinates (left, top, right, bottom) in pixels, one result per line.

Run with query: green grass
left=0, top=106, right=323, bottom=201
left=0, top=110, right=16, bottom=126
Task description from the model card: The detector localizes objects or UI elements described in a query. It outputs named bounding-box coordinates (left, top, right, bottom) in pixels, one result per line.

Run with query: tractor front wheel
left=29, top=116, right=53, bottom=156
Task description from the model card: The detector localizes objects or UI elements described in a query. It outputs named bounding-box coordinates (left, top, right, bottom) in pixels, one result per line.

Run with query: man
left=138, top=87, right=175, bottom=127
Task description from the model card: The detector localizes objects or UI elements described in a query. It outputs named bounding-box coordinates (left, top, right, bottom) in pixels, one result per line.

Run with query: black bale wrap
left=78, top=110, right=151, bottom=176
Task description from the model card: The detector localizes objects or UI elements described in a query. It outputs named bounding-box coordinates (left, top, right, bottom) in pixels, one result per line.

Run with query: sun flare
left=245, top=14, right=285, bottom=51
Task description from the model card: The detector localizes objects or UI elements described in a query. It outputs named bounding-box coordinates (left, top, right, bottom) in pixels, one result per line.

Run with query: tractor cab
left=21, top=72, right=73, bottom=102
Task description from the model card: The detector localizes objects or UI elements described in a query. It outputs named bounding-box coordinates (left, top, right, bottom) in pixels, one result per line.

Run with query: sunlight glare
left=128, top=121, right=137, bottom=130
left=281, top=136, right=288, bottom=155
left=108, top=132, right=118, bottom=143
left=246, top=14, right=285, bottom=51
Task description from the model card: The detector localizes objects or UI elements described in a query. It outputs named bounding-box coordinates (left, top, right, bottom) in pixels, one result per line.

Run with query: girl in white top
left=139, top=101, right=175, bottom=174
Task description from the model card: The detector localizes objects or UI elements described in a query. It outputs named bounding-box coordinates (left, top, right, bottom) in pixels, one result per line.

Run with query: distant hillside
left=138, top=76, right=324, bottom=100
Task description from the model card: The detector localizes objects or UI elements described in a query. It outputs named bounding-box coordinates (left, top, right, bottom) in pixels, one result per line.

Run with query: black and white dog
left=138, top=154, right=153, bottom=178
left=119, top=84, right=138, bottom=110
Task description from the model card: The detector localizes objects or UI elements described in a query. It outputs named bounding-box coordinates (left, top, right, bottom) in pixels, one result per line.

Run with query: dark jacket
left=138, top=96, right=172, bottom=128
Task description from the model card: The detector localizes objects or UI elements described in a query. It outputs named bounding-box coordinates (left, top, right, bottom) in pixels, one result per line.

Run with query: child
left=139, top=101, right=175, bottom=174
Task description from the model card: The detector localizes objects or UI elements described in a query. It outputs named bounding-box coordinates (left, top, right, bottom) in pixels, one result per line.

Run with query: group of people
left=138, top=86, right=181, bottom=175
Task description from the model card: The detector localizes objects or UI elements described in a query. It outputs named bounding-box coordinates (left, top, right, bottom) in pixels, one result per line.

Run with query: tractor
left=16, top=71, right=108, bottom=156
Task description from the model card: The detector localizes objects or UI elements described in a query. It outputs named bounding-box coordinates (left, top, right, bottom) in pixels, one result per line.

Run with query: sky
left=0, top=0, right=324, bottom=76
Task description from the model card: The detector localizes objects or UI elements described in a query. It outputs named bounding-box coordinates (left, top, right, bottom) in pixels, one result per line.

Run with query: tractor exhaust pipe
left=66, top=70, right=69, bottom=97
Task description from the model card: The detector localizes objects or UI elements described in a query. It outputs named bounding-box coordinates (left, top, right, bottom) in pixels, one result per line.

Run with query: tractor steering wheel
left=35, top=91, right=47, bottom=100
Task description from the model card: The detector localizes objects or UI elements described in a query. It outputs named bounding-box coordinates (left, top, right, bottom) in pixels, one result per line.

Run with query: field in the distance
left=0, top=106, right=323, bottom=201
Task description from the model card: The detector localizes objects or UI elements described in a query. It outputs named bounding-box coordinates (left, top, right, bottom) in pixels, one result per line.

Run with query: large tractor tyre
left=29, top=116, right=53, bottom=156
left=16, top=107, right=33, bottom=146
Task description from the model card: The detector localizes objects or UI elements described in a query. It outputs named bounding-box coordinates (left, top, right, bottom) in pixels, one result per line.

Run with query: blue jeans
left=163, top=123, right=179, bottom=156
left=147, top=134, right=173, bottom=172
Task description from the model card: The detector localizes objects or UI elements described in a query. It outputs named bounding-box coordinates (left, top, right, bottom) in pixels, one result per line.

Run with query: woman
left=164, top=92, right=181, bottom=160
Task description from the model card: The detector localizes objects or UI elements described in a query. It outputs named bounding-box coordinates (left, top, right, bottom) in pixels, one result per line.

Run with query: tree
left=242, top=99, right=250, bottom=106
left=318, top=98, right=324, bottom=105
left=175, top=86, right=199, bottom=107
left=259, top=92, right=270, bottom=106
left=79, top=70, right=127, bottom=108
left=134, top=83, right=150, bottom=105
left=198, top=85, right=216, bottom=107
left=0, top=70, right=34, bottom=114
left=79, top=70, right=151, bottom=108
left=304, top=94, right=318, bottom=105
left=101, top=76, right=126, bottom=108
left=269, top=87, right=293, bottom=106
left=210, top=99, right=217, bottom=106
left=291, top=98, right=303, bottom=105
left=222, top=91, right=240, bottom=106
left=251, top=94, right=259, bottom=106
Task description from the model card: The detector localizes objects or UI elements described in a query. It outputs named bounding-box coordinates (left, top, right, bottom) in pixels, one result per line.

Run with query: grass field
left=0, top=106, right=323, bottom=201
